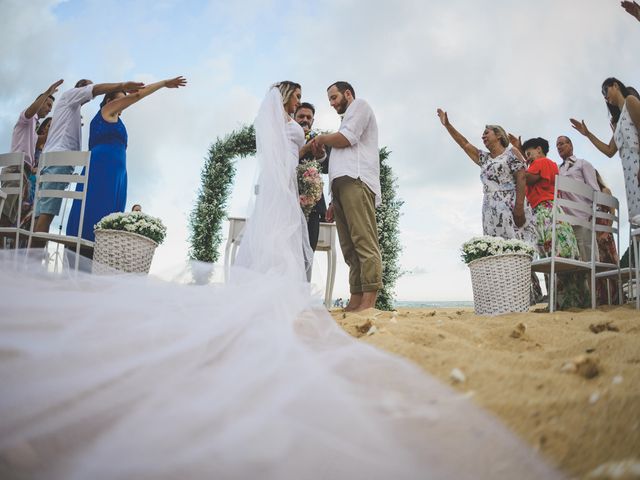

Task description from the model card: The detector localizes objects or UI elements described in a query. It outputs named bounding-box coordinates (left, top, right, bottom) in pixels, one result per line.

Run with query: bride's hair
left=273, top=81, right=301, bottom=106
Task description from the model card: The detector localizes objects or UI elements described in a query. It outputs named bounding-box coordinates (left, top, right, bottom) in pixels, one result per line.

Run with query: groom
left=312, top=82, right=382, bottom=312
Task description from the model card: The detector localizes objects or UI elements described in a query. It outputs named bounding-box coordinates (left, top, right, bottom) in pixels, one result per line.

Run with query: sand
left=331, top=305, right=640, bottom=479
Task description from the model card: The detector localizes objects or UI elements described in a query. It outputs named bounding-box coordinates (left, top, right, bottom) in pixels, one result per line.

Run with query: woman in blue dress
left=66, top=76, right=187, bottom=244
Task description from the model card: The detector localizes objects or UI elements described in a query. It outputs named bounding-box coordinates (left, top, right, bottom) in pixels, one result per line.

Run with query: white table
left=224, top=216, right=337, bottom=308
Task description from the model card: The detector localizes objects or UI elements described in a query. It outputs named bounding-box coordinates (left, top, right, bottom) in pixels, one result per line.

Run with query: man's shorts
left=34, top=165, right=74, bottom=217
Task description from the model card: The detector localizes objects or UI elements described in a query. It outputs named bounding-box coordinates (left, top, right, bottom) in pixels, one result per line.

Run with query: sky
left=1, top=0, right=638, bottom=301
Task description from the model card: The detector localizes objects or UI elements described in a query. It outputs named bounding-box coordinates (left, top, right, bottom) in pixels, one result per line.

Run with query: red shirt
left=526, top=157, right=558, bottom=208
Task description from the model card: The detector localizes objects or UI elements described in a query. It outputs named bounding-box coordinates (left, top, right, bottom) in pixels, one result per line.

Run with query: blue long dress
left=66, top=110, right=128, bottom=242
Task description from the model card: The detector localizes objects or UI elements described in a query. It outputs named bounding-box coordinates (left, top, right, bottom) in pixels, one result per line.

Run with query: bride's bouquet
left=296, top=160, right=324, bottom=220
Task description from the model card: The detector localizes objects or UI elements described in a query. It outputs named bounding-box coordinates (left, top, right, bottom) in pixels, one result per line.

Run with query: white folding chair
left=591, top=191, right=622, bottom=307
left=0, top=189, right=6, bottom=221
left=531, top=175, right=595, bottom=312
left=316, top=222, right=337, bottom=308
left=0, top=152, right=26, bottom=248
left=26, top=151, right=92, bottom=271
left=632, top=225, right=640, bottom=309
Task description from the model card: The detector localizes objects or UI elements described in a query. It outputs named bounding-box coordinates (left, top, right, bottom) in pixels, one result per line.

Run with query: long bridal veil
left=0, top=87, right=563, bottom=480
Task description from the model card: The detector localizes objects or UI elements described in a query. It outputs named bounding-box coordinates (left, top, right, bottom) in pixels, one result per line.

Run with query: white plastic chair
left=590, top=191, right=621, bottom=307
left=26, top=151, right=92, bottom=271
left=0, top=189, right=6, bottom=221
left=224, top=216, right=337, bottom=308
left=531, top=175, right=595, bottom=312
left=0, top=152, right=26, bottom=248
left=632, top=225, right=640, bottom=309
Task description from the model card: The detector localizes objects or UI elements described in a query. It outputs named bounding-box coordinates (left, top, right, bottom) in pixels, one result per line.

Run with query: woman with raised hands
left=436, top=108, right=535, bottom=244
left=66, top=76, right=187, bottom=244
left=570, top=77, right=640, bottom=222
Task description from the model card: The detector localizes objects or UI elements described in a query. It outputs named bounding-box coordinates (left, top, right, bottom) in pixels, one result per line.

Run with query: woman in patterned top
left=436, top=108, right=535, bottom=244
left=570, top=78, right=640, bottom=223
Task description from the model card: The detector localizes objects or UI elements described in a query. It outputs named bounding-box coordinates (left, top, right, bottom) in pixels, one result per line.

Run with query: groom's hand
left=325, top=203, right=335, bottom=223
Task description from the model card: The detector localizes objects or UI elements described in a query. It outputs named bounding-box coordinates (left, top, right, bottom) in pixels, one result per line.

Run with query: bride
left=0, top=83, right=562, bottom=479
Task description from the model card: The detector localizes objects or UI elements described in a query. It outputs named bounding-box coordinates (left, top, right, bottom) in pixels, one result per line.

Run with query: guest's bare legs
left=31, top=214, right=54, bottom=248
left=344, top=293, right=362, bottom=312
left=354, top=290, right=377, bottom=312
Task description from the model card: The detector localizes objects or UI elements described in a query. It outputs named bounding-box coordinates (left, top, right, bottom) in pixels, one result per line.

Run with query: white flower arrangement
left=95, top=212, right=167, bottom=245
left=461, top=236, right=534, bottom=264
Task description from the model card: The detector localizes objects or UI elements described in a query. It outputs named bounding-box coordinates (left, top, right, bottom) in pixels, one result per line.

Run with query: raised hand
left=436, top=108, right=449, bottom=126
left=46, top=79, right=64, bottom=96
left=570, top=118, right=589, bottom=136
left=165, top=76, right=187, bottom=89
left=122, top=81, right=145, bottom=93
left=621, top=1, right=640, bottom=21
left=508, top=133, right=522, bottom=151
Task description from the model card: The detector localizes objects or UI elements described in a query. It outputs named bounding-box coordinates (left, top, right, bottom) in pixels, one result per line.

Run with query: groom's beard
left=298, top=121, right=311, bottom=129
left=335, top=97, right=349, bottom=114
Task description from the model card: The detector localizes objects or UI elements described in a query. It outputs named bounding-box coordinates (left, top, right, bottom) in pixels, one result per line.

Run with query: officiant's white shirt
left=329, top=98, right=381, bottom=206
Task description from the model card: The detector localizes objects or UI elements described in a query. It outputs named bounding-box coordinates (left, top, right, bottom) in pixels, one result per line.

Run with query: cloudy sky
left=1, top=0, right=638, bottom=301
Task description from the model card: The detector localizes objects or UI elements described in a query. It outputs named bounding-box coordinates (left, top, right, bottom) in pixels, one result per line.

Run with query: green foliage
left=188, top=125, right=255, bottom=263
left=375, top=147, right=404, bottom=311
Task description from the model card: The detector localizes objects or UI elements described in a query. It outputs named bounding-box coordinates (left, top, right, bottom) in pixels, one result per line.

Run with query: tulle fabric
left=0, top=87, right=563, bottom=480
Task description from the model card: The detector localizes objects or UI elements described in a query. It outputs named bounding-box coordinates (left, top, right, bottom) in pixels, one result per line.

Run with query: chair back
left=0, top=152, right=26, bottom=246
left=27, top=151, right=92, bottom=270
left=553, top=175, right=595, bottom=230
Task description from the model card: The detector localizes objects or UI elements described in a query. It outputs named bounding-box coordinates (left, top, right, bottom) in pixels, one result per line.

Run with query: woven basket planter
left=468, top=253, right=532, bottom=316
left=92, top=229, right=158, bottom=275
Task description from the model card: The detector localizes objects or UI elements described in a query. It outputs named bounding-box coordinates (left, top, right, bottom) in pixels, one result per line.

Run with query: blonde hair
left=273, top=81, right=301, bottom=107
left=485, top=124, right=509, bottom=148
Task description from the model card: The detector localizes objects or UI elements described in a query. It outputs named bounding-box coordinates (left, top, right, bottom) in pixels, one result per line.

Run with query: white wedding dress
left=0, top=88, right=563, bottom=480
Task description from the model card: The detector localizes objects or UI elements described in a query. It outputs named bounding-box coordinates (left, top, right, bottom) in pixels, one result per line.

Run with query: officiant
left=295, top=102, right=330, bottom=252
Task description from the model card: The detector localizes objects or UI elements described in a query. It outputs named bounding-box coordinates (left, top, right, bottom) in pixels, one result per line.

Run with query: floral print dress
left=614, top=101, right=640, bottom=220
left=479, top=149, right=536, bottom=245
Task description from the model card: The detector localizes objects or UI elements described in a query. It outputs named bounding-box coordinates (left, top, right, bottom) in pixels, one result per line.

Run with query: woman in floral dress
left=570, top=77, right=640, bottom=223
left=437, top=109, right=541, bottom=302
left=436, top=109, right=535, bottom=243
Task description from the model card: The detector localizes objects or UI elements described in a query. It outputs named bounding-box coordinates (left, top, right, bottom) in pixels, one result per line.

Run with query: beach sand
left=331, top=305, right=640, bottom=479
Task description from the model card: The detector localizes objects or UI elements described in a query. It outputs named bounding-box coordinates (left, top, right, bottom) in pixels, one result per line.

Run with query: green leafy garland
left=188, top=125, right=255, bottom=263
left=189, top=129, right=404, bottom=311
left=375, top=147, right=404, bottom=311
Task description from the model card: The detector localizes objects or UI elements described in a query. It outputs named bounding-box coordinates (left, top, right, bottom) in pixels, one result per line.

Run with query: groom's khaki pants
left=331, top=176, right=382, bottom=294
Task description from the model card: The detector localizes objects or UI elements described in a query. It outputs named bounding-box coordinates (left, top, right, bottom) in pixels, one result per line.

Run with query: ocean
left=394, top=300, right=474, bottom=308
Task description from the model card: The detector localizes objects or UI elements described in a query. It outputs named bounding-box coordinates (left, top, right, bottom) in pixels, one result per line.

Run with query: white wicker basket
left=467, top=253, right=532, bottom=316
left=92, top=229, right=158, bottom=275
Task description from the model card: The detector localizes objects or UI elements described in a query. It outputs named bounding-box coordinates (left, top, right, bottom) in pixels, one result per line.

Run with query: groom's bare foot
left=353, top=291, right=377, bottom=312
left=343, top=293, right=363, bottom=312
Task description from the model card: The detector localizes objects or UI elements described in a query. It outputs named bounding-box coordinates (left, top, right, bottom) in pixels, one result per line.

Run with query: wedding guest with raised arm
left=621, top=0, right=640, bottom=22
left=312, top=82, right=382, bottom=312
left=436, top=109, right=535, bottom=245
left=570, top=77, right=640, bottom=223
left=555, top=135, right=601, bottom=261
left=0, top=79, right=62, bottom=237
left=516, top=136, right=588, bottom=309
left=65, top=76, right=187, bottom=246
left=295, top=102, right=329, bottom=252
left=32, top=78, right=145, bottom=244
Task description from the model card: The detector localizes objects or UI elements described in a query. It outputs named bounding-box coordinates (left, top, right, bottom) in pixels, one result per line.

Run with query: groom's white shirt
left=329, top=98, right=381, bottom=206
